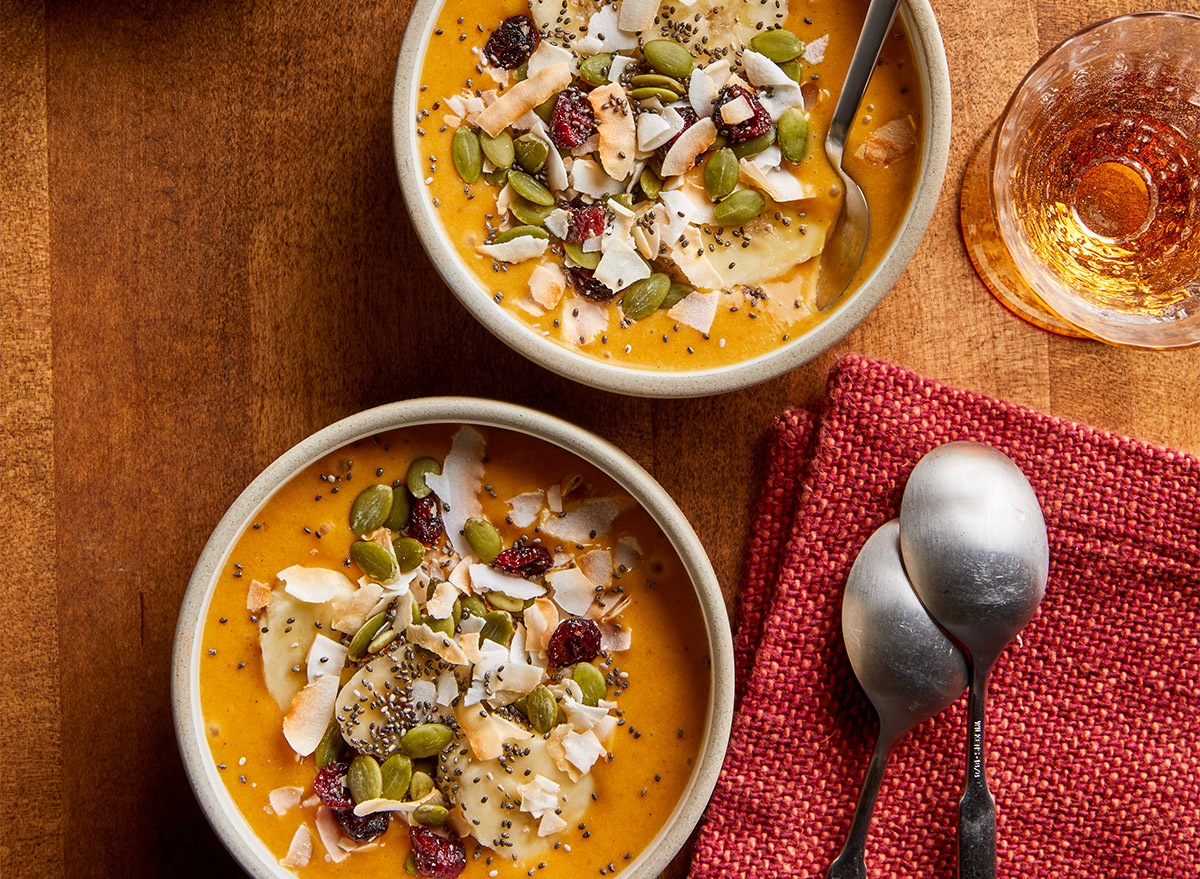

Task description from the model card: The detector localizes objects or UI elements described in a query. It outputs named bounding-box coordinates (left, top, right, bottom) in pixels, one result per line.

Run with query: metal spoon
left=830, top=519, right=969, bottom=879
left=815, top=0, right=902, bottom=311
left=898, top=442, right=1049, bottom=879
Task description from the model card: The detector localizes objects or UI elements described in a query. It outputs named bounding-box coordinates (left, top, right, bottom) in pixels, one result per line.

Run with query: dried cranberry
left=484, top=15, right=540, bottom=69
left=547, top=618, right=602, bottom=667
left=549, top=87, right=597, bottom=149
left=409, top=826, right=467, bottom=878
left=712, top=84, right=772, bottom=141
left=410, top=495, right=444, bottom=544
left=656, top=105, right=699, bottom=161
left=566, top=267, right=616, bottom=303
left=336, top=808, right=390, bottom=843
left=313, top=762, right=353, bottom=811
left=493, top=544, right=553, bottom=577
left=567, top=204, right=608, bottom=242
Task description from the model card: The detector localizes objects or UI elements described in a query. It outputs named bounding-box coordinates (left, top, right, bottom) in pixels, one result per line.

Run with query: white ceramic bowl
left=172, top=397, right=734, bottom=878
left=392, top=2, right=951, bottom=397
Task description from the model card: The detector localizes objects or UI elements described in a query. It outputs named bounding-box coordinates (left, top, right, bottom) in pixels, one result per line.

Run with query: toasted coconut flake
left=739, top=161, right=813, bottom=203
left=406, top=622, right=471, bottom=665
left=268, top=786, right=304, bottom=816
left=546, top=567, right=595, bottom=617
left=559, top=296, right=609, bottom=346
left=425, top=581, right=460, bottom=620
left=587, top=592, right=632, bottom=624
left=720, top=95, right=753, bottom=125
left=330, top=582, right=383, bottom=635
left=544, top=208, right=572, bottom=240
left=571, top=157, right=625, bottom=200
left=667, top=245, right=725, bottom=290
left=506, top=490, right=545, bottom=528
left=280, top=823, right=313, bottom=869
left=599, top=621, right=632, bottom=652
left=538, top=497, right=621, bottom=544
left=460, top=631, right=484, bottom=665
left=247, top=579, right=271, bottom=613
left=436, top=669, right=459, bottom=706
left=608, top=53, right=636, bottom=83
left=588, top=84, right=637, bottom=180
left=547, top=483, right=563, bottom=513
left=616, top=536, right=642, bottom=572
left=423, top=426, right=486, bottom=559
left=539, top=811, right=569, bottom=837
left=306, top=634, right=348, bottom=683
left=529, top=263, right=567, bottom=310
left=804, top=34, right=830, bottom=64
left=279, top=565, right=355, bottom=604
left=545, top=725, right=581, bottom=781
left=526, top=41, right=574, bottom=79
left=562, top=729, right=606, bottom=774
left=315, top=806, right=350, bottom=863
left=594, top=236, right=650, bottom=293
left=518, top=774, right=560, bottom=815
left=526, top=597, right=559, bottom=655
left=689, top=67, right=720, bottom=117
left=857, top=116, right=918, bottom=166
left=576, top=5, right=640, bottom=54
left=470, top=563, right=547, bottom=600
left=661, top=117, right=717, bottom=178
left=668, top=289, right=720, bottom=334
left=282, top=673, right=340, bottom=756
left=618, top=0, right=658, bottom=31
left=476, top=63, right=571, bottom=137
left=741, top=50, right=805, bottom=119
left=577, top=549, right=613, bottom=589
left=448, top=556, right=475, bottom=591
left=454, top=703, right=534, bottom=761
left=477, top=235, right=550, bottom=264
left=637, top=113, right=674, bottom=152
left=354, top=788, right=443, bottom=817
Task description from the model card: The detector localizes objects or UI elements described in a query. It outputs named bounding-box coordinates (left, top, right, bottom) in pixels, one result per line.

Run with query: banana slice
left=260, top=582, right=355, bottom=713
left=530, top=0, right=788, bottom=56
left=443, top=735, right=594, bottom=865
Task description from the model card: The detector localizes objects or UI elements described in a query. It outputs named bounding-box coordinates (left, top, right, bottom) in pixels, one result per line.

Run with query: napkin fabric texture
left=692, top=354, right=1200, bottom=878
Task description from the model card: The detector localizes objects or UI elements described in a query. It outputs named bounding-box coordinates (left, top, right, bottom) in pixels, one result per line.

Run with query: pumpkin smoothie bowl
left=393, top=0, right=950, bottom=395
left=173, top=399, right=733, bottom=879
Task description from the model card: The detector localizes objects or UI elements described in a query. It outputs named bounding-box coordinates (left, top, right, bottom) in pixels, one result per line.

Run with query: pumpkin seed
left=714, top=189, right=766, bottom=226
left=579, top=53, right=613, bottom=86
left=384, top=487, right=411, bottom=531
left=527, top=684, right=558, bottom=734
left=401, top=723, right=454, bottom=759
left=451, top=596, right=463, bottom=629
left=347, top=754, right=383, bottom=804
left=730, top=125, right=776, bottom=159
left=563, top=241, right=601, bottom=271
left=351, top=540, right=399, bottom=583
left=508, top=169, right=555, bottom=206
left=703, top=148, right=739, bottom=202
left=710, top=133, right=729, bottom=152
left=423, top=613, right=454, bottom=639
left=367, top=626, right=396, bottom=654
left=515, top=63, right=528, bottom=82
left=630, top=73, right=684, bottom=94
left=486, top=590, right=526, bottom=612
left=408, top=770, right=435, bottom=801
left=483, top=167, right=509, bottom=187
left=480, top=129, right=515, bottom=169
left=778, top=107, right=809, bottom=164
left=406, top=457, right=441, bottom=499
left=514, top=134, right=549, bottom=174
left=662, top=281, right=695, bottom=309
left=405, top=852, right=420, bottom=876
left=534, top=94, right=557, bottom=123
left=643, top=39, right=694, bottom=78
left=380, top=754, right=413, bottom=801
left=464, top=517, right=503, bottom=563
left=639, top=167, right=662, bottom=201
left=315, top=720, right=346, bottom=770
left=494, top=225, right=550, bottom=245
left=460, top=595, right=487, bottom=619
left=350, top=484, right=393, bottom=535
left=414, top=804, right=450, bottom=827
left=451, top=127, right=482, bottom=184
left=750, top=28, right=803, bottom=62
left=778, top=59, right=803, bottom=84
left=481, top=609, right=514, bottom=645
left=348, top=611, right=390, bottom=661
left=621, top=273, right=671, bottom=320
left=609, top=193, right=635, bottom=211
left=573, top=661, right=607, bottom=706
left=628, top=86, right=684, bottom=103
left=510, top=195, right=554, bottom=227
left=392, top=536, right=425, bottom=573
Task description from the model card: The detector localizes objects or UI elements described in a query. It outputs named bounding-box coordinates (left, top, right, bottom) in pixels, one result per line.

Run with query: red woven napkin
left=692, top=354, right=1200, bottom=878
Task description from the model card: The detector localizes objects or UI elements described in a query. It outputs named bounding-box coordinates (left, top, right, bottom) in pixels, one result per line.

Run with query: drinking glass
left=961, top=12, right=1200, bottom=348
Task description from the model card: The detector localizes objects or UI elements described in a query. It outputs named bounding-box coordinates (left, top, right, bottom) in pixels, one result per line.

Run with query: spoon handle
left=958, top=670, right=997, bottom=879
left=828, top=734, right=896, bottom=879
left=826, top=0, right=902, bottom=156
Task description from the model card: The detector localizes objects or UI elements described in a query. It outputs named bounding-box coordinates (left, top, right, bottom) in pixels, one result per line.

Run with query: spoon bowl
left=899, top=441, right=1049, bottom=879
left=816, top=0, right=903, bottom=311
left=830, top=519, right=968, bottom=879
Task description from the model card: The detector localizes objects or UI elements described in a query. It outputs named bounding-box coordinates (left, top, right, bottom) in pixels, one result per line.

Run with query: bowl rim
left=172, top=397, right=734, bottom=879
left=391, top=0, right=952, bottom=397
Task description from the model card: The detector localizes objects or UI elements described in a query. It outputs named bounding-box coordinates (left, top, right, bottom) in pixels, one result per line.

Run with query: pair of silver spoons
left=829, top=442, right=1050, bottom=879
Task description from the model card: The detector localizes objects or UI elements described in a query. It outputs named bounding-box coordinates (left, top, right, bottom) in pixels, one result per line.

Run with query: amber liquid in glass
left=1006, top=57, right=1200, bottom=318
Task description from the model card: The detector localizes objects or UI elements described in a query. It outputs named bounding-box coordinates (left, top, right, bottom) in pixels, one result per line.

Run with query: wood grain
left=2, top=0, right=1198, bottom=876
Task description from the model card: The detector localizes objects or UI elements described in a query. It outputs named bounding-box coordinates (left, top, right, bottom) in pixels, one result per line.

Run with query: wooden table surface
left=4, top=0, right=1198, bottom=876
